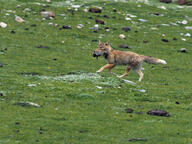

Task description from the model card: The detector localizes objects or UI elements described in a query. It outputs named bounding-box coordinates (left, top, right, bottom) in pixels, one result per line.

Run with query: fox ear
left=105, top=41, right=110, bottom=45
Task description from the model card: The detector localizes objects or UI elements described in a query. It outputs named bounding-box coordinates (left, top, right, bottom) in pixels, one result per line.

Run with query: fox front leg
left=96, top=64, right=115, bottom=73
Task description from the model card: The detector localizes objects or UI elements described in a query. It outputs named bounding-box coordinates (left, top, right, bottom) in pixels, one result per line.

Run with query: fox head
left=92, top=41, right=112, bottom=58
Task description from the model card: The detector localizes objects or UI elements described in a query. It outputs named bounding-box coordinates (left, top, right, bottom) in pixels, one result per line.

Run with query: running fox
left=92, top=41, right=167, bottom=81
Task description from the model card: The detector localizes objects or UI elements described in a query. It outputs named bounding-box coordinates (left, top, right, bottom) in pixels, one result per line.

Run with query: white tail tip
left=158, top=59, right=167, bottom=64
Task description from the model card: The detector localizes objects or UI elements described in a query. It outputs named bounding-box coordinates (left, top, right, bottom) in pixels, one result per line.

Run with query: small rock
left=175, top=101, right=180, bottom=104
left=103, top=15, right=110, bottom=18
left=128, top=138, right=147, bottom=142
left=122, top=27, right=131, bottom=32
left=173, top=37, right=177, bottom=40
left=45, top=0, right=51, bottom=2
left=89, top=8, right=102, bottom=13
left=41, top=11, right=55, bottom=18
left=79, top=129, right=88, bottom=133
left=119, top=44, right=130, bottom=49
left=28, top=84, right=36, bottom=87
left=180, top=48, right=187, bottom=53
left=95, top=19, right=105, bottom=24
left=0, top=93, right=3, bottom=96
left=83, top=8, right=88, bottom=13
left=181, top=20, right=188, bottom=25
left=0, top=63, right=3, bottom=67
left=138, top=19, right=147, bottom=22
left=15, top=122, right=20, bottom=125
left=0, top=22, right=7, bottom=28
left=36, top=45, right=50, bottom=49
left=125, top=108, right=134, bottom=113
left=143, top=40, right=149, bottom=43
left=125, top=17, right=131, bottom=21
left=11, top=30, right=16, bottom=34
left=181, top=38, right=186, bottom=41
left=53, top=58, right=57, bottom=61
left=184, top=33, right=191, bottom=37
left=138, top=89, right=146, bottom=93
left=77, top=24, right=84, bottom=29
left=160, top=0, right=172, bottom=3
left=62, top=25, right=72, bottom=29
left=15, top=16, right=25, bottom=23
left=158, top=6, right=167, bottom=9
left=185, top=26, right=192, bottom=30
left=161, top=39, right=169, bottom=42
left=136, top=112, right=143, bottom=115
left=96, top=86, right=102, bottom=89
left=31, top=24, right=37, bottom=27
left=119, top=34, right=126, bottom=39
left=14, top=102, right=41, bottom=108
left=147, top=109, right=170, bottom=117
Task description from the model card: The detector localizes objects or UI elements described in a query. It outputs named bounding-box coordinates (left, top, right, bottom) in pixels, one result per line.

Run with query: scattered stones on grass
left=122, top=27, right=131, bottom=32
left=119, top=44, right=130, bottom=49
left=0, top=22, right=7, bottom=28
left=179, top=48, right=187, bottom=53
left=147, top=109, right=170, bottom=117
left=119, top=34, right=126, bottom=39
left=161, top=39, right=169, bottom=42
left=89, top=8, right=102, bottom=13
left=14, top=102, right=41, bottom=108
left=15, top=16, right=25, bottom=23
left=41, top=11, right=55, bottom=18
left=36, top=45, right=50, bottom=49
left=95, top=19, right=105, bottom=25
left=128, top=138, right=147, bottom=142
left=125, top=108, right=134, bottom=113
left=160, top=0, right=172, bottom=3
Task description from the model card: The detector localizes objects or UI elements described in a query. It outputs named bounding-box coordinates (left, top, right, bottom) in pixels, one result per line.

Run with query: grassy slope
left=0, top=0, right=192, bottom=143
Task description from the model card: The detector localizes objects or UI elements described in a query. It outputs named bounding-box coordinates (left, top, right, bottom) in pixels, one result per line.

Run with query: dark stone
left=175, top=101, right=180, bottom=104
left=162, top=39, right=169, bottom=42
left=135, top=30, right=138, bottom=33
left=160, top=0, right=172, bottom=3
left=125, top=108, right=134, bottom=113
left=24, top=28, right=29, bottom=30
left=113, top=8, right=117, bottom=12
left=11, top=30, right=16, bottom=34
left=119, top=44, right=130, bottom=49
left=91, top=39, right=98, bottom=42
left=177, top=0, right=187, bottom=5
left=39, top=131, right=43, bottom=134
left=15, top=122, right=20, bottom=125
left=147, top=109, right=170, bottom=117
left=122, top=27, right=131, bottom=32
left=105, top=27, right=110, bottom=29
left=103, top=15, right=110, bottom=18
left=20, top=72, right=39, bottom=76
left=143, top=40, right=149, bottom=43
left=53, top=58, right=57, bottom=61
left=31, top=24, right=37, bottom=27
left=180, top=48, right=187, bottom=53
left=79, top=129, right=88, bottom=133
left=62, top=25, right=72, bottom=29
left=153, top=12, right=161, bottom=16
left=0, top=93, right=3, bottom=96
left=93, top=30, right=98, bottom=33
left=36, top=45, right=50, bottom=49
left=89, top=8, right=102, bottom=13
left=128, top=138, right=147, bottom=142
left=88, top=16, right=93, bottom=19
left=95, top=19, right=105, bottom=24
left=173, top=37, right=177, bottom=40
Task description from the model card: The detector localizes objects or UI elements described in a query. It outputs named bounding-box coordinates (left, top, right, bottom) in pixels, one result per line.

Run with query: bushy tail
left=141, top=55, right=167, bottom=64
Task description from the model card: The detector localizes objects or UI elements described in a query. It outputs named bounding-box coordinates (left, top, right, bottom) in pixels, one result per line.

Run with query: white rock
left=181, top=20, right=188, bottom=25
left=0, top=22, right=7, bottom=28
left=77, top=24, right=84, bottom=29
left=71, top=5, right=81, bottom=9
left=26, top=102, right=41, bottom=107
left=28, top=84, right=36, bottom=87
left=125, top=17, right=131, bottom=21
left=185, top=26, right=192, bottom=30
left=181, top=38, right=186, bottom=41
left=94, top=24, right=99, bottom=28
left=41, top=11, right=55, bottom=18
left=15, top=16, right=25, bottom=23
left=184, top=33, right=191, bottom=37
left=138, top=19, right=147, bottom=22
left=119, top=34, right=126, bottom=39
left=138, top=89, right=146, bottom=93
left=96, top=86, right=102, bottom=89
left=127, top=14, right=137, bottom=18
left=83, top=8, right=88, bottom=13
left=61, top=41, right=65, bottom=43
left=45, top=0, right=51, bottom=2
left=48, top=22, right=54, bottom=25
left=158, top=6, right=166, bottom=10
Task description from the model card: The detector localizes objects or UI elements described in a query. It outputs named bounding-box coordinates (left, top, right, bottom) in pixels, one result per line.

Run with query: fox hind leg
left=135, top=69, right=144, bottom=81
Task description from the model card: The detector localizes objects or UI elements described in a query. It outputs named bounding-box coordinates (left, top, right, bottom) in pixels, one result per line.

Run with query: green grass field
left=0, top=0, right=192, bottom=143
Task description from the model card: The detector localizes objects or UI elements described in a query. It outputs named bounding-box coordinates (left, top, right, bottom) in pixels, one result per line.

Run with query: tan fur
left=93, top=41, right=167, bottom=81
